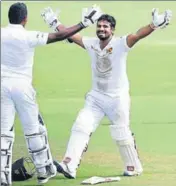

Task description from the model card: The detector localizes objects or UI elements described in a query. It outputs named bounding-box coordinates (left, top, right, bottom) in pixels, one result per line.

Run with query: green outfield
left=1, top=1, right=176, bottom=186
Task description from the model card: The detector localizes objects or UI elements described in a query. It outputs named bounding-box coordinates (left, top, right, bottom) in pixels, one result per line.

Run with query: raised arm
left=127, top=8, right=172, bottom=48
left=41, top=6, right=102, bottom=45
left=47, top=24, right=84, bottom=44
left=127, top=24, right=154, bottom=48
left=56, top=25, right=85, bottom=48
left=68, top=34, right=85, bottom=48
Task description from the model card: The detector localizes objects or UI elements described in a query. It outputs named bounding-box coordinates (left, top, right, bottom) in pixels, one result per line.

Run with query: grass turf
left=1, top=1, right=176, bottom=186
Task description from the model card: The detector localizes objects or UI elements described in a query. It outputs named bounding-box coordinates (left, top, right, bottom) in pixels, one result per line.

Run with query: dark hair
left=97, top=14, right=116, bottom=29
left=8, top=2, right=27, bottom=24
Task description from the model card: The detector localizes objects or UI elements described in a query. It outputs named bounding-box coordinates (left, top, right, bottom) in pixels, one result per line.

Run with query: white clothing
left=1, top=23, right=48, bottom=132
left=1, top=78, right=39, bottom=134
left=61, top=36, right=142, bottom=176
left=82, top=36, right=130, bottom=98
left=72, top=92, right=130, bottom=136
left=1, top=24, right=48, bottom=83
left=1, top=24, right=51, bottom=184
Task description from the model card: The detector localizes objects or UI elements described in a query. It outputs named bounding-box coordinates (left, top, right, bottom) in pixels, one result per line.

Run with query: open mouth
left=98, top=32, right=105, bottom=36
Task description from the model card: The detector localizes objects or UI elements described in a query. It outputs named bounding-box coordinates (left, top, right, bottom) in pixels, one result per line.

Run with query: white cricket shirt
left=1, top=24, right=49, bottom=83
left=82, top=36, right=131, bottom=97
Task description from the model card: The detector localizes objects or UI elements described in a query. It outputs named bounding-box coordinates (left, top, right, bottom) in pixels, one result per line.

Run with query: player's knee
left=23, top=122, right=46, bottom=136
left=72, top=109, right=95, bottom=135
left=110, top=125, right=133, bottom=141
left=24, top=125, right=52, bottom=168
left=1, top=130, right=14, bottom=185
left=1, top=130, right=14, bottom=148
left=24, top=125, right=47, bottom=150
left=116, top=138, right=134, bottom=147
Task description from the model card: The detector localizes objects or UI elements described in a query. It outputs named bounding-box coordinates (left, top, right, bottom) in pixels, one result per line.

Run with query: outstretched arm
left=47, top=24, right=84, bottom=44
left=127, top=8, right=172, bottom=48
left=56, top=25, right=85, bottom=48
left=41, top=6, right=102, bottom=45
left=127, top=24, right=154, bottom=48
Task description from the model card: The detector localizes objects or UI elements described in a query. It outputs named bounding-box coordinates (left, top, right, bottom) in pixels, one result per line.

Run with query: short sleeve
left=27, top=31, right=49, bottom=48
left=82, top=37, right=97, bottom=51
left=120, top=35, right=132, bottom=52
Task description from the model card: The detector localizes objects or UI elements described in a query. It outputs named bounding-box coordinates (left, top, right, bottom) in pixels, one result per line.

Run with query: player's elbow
left=132, top=34, right=141, bottom=42
left=56, top=29, right=78, bottom=41
left=55, top=30, right=69, bottom=41
left=47, top=31, right=70, bottom=44
left=127, top=34, right=140, bottom=48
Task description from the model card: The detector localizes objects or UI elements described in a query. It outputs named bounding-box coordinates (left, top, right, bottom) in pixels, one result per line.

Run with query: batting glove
left=81, top=4, right=103, bottom=28
left=41, top=7, right=61, bottom=31
left=150, top=8, right=172, bottom=29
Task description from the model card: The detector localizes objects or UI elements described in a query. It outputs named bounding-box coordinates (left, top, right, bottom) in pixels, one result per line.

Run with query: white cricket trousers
left=1, top=77, right=41, bottom=184
left=1, top=78, right=40, bottom=135
left=72, top=91, right=131, bottom=139
left=63, top=90, right=135, bottom=174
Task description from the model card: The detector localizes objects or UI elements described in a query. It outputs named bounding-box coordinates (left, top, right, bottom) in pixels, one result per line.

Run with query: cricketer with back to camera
left=1, top=2, right=102, bottom=186
left=41, top=6, right=172, bottom=179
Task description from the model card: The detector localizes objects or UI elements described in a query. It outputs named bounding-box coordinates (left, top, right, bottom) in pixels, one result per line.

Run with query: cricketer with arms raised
left=41, top=6, right=172, bottom=178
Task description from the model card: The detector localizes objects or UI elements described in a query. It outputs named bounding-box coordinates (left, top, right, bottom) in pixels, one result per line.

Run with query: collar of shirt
left=8, top=23, right=25, bottom=29
left=93, top=36, right=115, bottom=54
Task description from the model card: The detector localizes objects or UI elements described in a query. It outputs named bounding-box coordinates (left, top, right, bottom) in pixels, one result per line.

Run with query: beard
left=96, top=32, right=111, bottom=41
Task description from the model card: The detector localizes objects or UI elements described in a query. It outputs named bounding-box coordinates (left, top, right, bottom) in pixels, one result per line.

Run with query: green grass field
left=1, top=1, right=176, bottom=186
